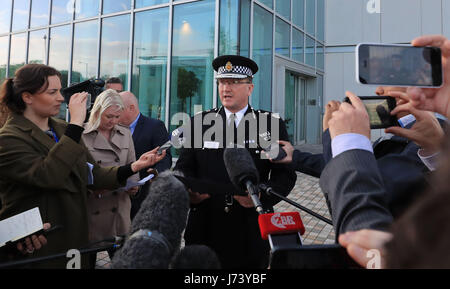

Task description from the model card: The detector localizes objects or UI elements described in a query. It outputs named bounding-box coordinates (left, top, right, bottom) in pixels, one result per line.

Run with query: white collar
left=224, top=105, right=249, bottom=126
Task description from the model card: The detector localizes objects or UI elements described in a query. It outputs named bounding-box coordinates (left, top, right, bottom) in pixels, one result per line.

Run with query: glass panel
left=49, top=25, right=71, bottom=88
left=30, top=0, right=49, bottom=28
left=276, top=0, right=290, bottom=20
left=305, top=35, right=314, bottom=67
left=292, top=28, right=304, bottom=63
left=9, top=33, right=27, bottom=77
left=292, top=0, right=304, bottom=28
left=52, top=0, right=74, bottom=24
left=75, top=0, right=99, bottom=19
left=252, top=4, right=272, bottom=111
left=135, top=0, right=168, bottom=9
left=219, top=0, right=239, bottom=56
left=305, top=0, right=315, bottom=36
left=0, top=0, right=13, bottom=34
left=285, top=72, right=295, bottom=143
left=28, top=29, right=47, bottom=65
left=132, top=8, right=169, bottom=121
left=258, top=0, right=273, bottom=9
left=317, top=0, right=324, bottom=41
left=12, top=0, right=30, bottom=31
left=100, top=14, right=130, bottom=90
left=0, top=36, right=8, bottom=83
left=72, top=20, right=98, bottom=83
left=170, top=0, right=215, bottom=133
left=103, top=0, right=131, bottom=14
left=275, top=17, right=289, bottom=58
left=297, top=78, right=306, bottom=141
left=316, top=41, right=324, bottom=70
left=239, top=0, right=250, bottom=57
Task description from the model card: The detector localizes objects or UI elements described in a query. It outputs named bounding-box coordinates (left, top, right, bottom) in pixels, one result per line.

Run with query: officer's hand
left=233, top=192, right=260, bottom=209
left=188, top=189, right=210, bottom=205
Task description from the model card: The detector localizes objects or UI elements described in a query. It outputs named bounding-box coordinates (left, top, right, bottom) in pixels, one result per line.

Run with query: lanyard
left=49, top=127, right=59, bottom=143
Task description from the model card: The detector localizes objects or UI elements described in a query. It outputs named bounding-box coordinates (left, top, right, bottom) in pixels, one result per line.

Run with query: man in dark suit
left=119, top=91, right=172, bottom=219
left=174, top=55, right=297, bottom=269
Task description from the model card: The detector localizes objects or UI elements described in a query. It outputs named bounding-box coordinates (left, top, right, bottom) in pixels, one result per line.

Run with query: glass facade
left=0, top=0, right=324, bottom=142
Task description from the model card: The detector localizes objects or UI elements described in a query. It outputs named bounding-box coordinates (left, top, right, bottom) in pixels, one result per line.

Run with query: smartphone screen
left=270, top=244, right=362, bottom=269
left=345, top=96, right=398, bottom=129
left=357, top=44, right=443, bottom=87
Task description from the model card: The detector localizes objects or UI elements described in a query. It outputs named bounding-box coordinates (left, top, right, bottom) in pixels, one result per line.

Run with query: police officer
left=174, top=55, right=297, bottom=269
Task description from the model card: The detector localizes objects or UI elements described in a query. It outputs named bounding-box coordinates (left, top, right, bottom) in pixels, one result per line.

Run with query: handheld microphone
left=223, top=148, right=264, bottom=214
left=112, top=171, right=190, bottom=269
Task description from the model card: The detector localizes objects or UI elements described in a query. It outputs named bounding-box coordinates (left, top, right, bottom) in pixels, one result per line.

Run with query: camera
left=61, top=79, right=106, bottom=110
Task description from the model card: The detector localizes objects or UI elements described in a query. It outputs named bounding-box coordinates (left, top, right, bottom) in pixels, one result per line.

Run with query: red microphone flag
left=258, top=212, right=305, bottom=240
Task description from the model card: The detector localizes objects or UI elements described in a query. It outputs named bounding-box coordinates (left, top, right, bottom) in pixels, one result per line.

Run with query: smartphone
left=262, top=143, right=287, bottom=161
left=356, top=43, right=443, bottom=87
left=157, top=140, right=172, bottom=155
left=344, top=96, right=398, bottom=129
left=270, top=244, right=362, bottom=269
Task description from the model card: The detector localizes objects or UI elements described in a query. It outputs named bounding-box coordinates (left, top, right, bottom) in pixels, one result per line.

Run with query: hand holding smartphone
left=344, top=96, right=398, bottom=129
left=357, top=43, right=443, bottom=88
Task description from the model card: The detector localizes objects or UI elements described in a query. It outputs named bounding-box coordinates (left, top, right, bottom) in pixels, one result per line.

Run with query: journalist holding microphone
left=0, top=64, right=166, bottom=268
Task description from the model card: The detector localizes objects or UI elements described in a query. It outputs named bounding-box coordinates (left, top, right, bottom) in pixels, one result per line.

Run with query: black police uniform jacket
left=174, top=105, right=297, bottom=269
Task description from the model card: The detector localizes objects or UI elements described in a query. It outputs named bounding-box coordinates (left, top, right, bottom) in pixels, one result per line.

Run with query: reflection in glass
left=52, top=0, right=74, bottom=24
left=292, top=28, right=304, bottom=63
left=258, top=0, right=273, bottom=9
left=0, top=36, right=8, bottom=83
left=0, top=0, right=12, bottom=34
left=252, top=4, right=272, bottom=111
left=276, top=0, right=290, bottom=20
left=72, top=20, right=98, bottom=83
left=219, top=0, right=239, bottom=56
left=100, top=15, right=130, bottom=90
left=170, top=0, right=215, bottom=133
left=292, top=0, right=304, bottom=28
left=75, top=0, right=99, bottom=19
left=12, top=0, right=30, bottom=31
left=317, top=0, right=324, bottom=41
left=305, top=35, right=315, bottom=67
left=240, top=0, right=251, bottom=57
left=275, top=17, right=290, bottom=58
left=132, top=8, right=169, bottom=121
left=49, top=25, right=71, bottom=88
left=28, top=29, right=47, bottom=65
left=306, top=0, right=315, bottom=36
left=9, top=33, right=27, bottom=77
left=135, top=0, right=168, bottom=9
left=316, top=42, right=324, bottom=70
left=31, top=0, right=50, bottom=28
left=103, top=0, right=131, bottom=14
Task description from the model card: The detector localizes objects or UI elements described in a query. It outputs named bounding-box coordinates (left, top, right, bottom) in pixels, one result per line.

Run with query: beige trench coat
left=82, top=124, right=139, bottom=242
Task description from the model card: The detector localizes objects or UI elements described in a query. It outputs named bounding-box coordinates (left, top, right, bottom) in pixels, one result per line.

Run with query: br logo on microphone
left=258, top=212, right=305, bottom=240
left=270, top=213, right=296, bottom=229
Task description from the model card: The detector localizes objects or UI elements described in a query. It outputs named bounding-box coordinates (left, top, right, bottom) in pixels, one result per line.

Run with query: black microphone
left=111, top=171, right=190, bottom=269
left=223, top=148, right=264, bottom=214
left=171, top=245, right=221, bottom=269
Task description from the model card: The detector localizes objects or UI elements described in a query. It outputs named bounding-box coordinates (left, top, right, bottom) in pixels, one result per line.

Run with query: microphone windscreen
left=223, top=148, right=259, bottom=191
left=112, top=171, right=190, bottom=269
left=171, top=245, right=221, bottom=269
left=131, top=170, right=190, bottom=250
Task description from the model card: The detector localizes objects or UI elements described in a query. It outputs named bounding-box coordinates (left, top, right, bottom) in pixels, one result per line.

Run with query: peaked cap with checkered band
left=212, top=55, right=259, bottom=79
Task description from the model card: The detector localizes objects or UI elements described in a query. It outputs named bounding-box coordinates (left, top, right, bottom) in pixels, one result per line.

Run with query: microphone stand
left=259, top=184, right=333, bottom=225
